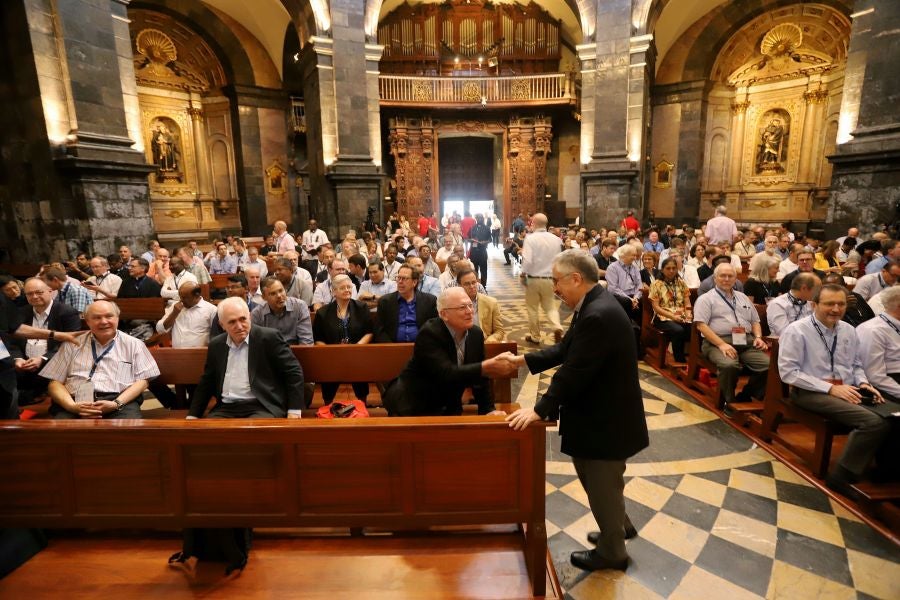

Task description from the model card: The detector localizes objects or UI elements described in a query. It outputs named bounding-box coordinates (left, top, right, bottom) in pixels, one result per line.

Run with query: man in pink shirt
left=273, top=220, right=297, bottom=255
left=704, top=205, right=738, bottom=245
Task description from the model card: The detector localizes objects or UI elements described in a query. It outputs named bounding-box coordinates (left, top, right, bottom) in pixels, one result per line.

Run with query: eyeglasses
left=446, top=303, right=474, bottom=312
left=396, top=276, right=413, bottom=282
left=551, top=273, right=575, bottom=285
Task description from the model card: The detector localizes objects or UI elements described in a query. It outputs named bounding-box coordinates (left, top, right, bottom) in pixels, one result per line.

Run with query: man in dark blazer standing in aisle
left=505, top=249, right=649, bottom=572
left=187, top=297, right=305, bottom=419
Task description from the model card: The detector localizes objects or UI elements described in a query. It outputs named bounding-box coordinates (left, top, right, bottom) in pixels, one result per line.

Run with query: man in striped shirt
left=41, top=300, right=159, bottom=419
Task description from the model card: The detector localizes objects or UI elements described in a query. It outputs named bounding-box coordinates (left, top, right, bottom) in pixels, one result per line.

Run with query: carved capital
left=731, top=101, right=751, bottom=115
left=187, top=107, right=204, bottom=121
left=803, top=90, right=828, bottom=105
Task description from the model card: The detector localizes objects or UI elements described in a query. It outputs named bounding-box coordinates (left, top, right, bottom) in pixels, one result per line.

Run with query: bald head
left=532, top=213, right=548, bottom=229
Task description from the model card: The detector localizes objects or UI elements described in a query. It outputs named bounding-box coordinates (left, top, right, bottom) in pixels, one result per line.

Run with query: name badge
left=731, top=327, right=747, bottom=346
left=70, top=379, right=95, bottom=404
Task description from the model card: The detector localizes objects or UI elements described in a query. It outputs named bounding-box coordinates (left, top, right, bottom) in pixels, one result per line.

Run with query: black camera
left=858, top=387, right=876, bottom=406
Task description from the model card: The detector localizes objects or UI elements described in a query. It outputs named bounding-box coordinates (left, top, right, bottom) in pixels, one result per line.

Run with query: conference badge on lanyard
left=731, top=327, right=747, bottom=346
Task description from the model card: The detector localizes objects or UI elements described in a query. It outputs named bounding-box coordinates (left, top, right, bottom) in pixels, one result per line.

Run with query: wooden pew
left=150, top=341, right=520, bottom=412
left=113, top=297, right=167, bottom=321
left=0, top=417, right=550, bottom=596
left=757, top=339, right=849, bottom=477
left=0, top=263, right=42, bottom=279
left=639, top=296, right=670, bottom=370
left=684, top=322, right=719, bottom=405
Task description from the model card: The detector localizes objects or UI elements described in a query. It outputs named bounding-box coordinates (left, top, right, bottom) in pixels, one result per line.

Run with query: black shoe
left=586, top=524, right=637, bottom=546
left=570, top=550, right=628, bottom=572
left=825, top=468, right=862, bottom=502
left=722, top=403, right=736, bottom=418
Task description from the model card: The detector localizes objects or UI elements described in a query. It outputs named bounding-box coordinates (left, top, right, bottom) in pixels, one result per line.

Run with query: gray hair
left=242, top=265, right=261, bottom=276
left=330, top=273, right=353, bottom=292
left=716, top=205, right=727, bottom=215
left=217, top=296, right=249, bottom=321
left=881, top=286, right=900, bottom=312
left=552, top=249, right=599, bottom=283
left=748, top=252, right=779, bottom=282
left=713, top=262, right=736, bottom=277
left=437, top=286, right=467, bottom=311
left=84, top=299, right=120, bottom=318
left=618, top=244, right=638, bottom=259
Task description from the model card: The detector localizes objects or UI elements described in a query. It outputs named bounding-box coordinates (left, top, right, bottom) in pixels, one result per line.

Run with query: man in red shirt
left=417, top=212, right=430, bottom=238
left=460, top=212, right=476, bottom=239
left=620, top=210, right=640, bottom=233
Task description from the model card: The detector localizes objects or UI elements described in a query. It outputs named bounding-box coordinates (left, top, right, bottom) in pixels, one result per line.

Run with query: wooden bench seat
left=0, top=416, right=551, bottom=596
left=758, top=339, right=850, bottom=478
left=639, top=296, right=671, bottom=370
left=113, top=296, right=167, bottom=321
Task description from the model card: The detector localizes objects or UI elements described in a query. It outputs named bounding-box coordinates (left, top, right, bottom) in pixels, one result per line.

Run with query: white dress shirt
left=856, top=313, right=900, bottom=399
left=766, top=292, right=813, bottom=337
left=521, top=229, right=562, bottom=277
left=156, top=299, right=217, bottom=347
left=25, top=300, right=52, bottom=359
left=222, top=336, right=255, bottom=403
left=777, top=258, right=798, bottom=282
left=161, top=271, right=198, bottom=302
left=85, top=272, right=122, bottom=300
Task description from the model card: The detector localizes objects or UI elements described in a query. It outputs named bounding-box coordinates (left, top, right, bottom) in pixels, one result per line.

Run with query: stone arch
left=279, top=0, right=325, bottom=46
left=130, top=0, right=258, bottom=86
left=657, top=0, right=852, bottom=84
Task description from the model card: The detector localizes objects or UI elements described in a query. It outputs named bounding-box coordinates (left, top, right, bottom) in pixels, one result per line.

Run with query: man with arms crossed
left=506, top=250, right=649, bottom=572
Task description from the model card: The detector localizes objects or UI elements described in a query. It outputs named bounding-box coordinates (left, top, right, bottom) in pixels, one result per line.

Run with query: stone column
left=188, top=105, right=213, bottom=201
left=797, top=89, right=827, bottom=184
left=728, top=99, right=750, bottom=188
left=828, top=0, right=900, bottom=237
left=579, top=0, right=640, bottom=228
left=0, top=0, right=155, bottom=262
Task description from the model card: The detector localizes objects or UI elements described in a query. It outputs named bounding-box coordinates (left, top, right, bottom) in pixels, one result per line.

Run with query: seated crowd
left=0, top=208, right=897, bottom=499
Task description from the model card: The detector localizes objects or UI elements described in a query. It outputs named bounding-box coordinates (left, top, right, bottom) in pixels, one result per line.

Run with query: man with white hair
left=188, top=297, right=305, bottom=419
left=82, top=256, right=122, bottom=300
left=520, top=212, right=564, bottom=344
left=273, top=220, right=296, bottom=255
left=605, top=244, right=642, bottom=321
left=856, top=286, right=900, bottom=401
left=42, top=300, right=159, bottom=419
left=693, top=263, right=770, bottom=412
left=704, top=205, right=738, bottom=245
left=382, top=286, right=514, bottom=416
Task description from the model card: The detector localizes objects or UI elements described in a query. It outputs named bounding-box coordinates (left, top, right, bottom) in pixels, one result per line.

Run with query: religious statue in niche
left=149, top=117, right=183, bottom=183
left=755, top=110, right=790, bottom=174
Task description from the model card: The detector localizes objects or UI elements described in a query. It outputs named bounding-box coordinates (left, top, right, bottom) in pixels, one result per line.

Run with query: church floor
left=484, top=249, right=900, bottom=599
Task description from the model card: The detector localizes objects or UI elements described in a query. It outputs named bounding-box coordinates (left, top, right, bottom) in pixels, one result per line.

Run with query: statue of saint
left=757, top=118, right=785, bottom=170
left=150, top=122, right=179, bottom=173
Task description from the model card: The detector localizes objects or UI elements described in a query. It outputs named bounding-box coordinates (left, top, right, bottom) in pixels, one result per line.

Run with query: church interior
left=0, top=0, right=899, bottom=597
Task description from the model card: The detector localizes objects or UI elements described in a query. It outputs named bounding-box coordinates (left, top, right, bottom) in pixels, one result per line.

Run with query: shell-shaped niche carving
left=760, top=23, right=803, bottom=58
left=136, top=29, right=177, bottom=64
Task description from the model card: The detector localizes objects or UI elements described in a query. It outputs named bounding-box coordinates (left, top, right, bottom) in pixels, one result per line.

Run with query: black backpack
left=168, top=528, right=252, bottom=575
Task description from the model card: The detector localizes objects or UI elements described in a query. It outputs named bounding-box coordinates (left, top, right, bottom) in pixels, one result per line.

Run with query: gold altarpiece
left=695, top=7, right=850, bottom=223
left=388, top=115, right=552, bottom=221
left=130, top=16, right=241, bottom=236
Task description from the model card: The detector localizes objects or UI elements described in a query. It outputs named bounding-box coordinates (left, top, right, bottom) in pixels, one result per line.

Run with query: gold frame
left=653, top=158, right=674, bottom=189
left=265, top=160, right=287, bottom=195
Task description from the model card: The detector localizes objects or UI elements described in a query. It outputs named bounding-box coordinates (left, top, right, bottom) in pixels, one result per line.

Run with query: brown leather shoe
left=524, top=335, right=541, bottom=345
left=570, top=550, right=628, bottom=571
left=553, top=329, right=563, bottom=343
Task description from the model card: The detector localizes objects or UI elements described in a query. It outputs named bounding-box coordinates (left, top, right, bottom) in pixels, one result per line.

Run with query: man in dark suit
left=9, top=278, right=81, bottom=405
left=117, top=257, right=163, bottom=298
left=382, top=287, right=514, bottom=416
left=374, top=264, right=438, bottom=342
left=188, top=297, right=305, bottom=419
left=506, top=249, right=649, bottom=572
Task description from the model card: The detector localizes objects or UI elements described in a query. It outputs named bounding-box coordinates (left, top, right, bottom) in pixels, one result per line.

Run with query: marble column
left=828, top=0, right=900, bottom=237
left=728, top=100, right=750, bottom=188
left=798, top=89, right=827, bottom=184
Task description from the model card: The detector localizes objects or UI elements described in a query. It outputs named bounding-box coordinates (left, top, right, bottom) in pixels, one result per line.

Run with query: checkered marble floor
left=484, top=249, right=900, bottom=600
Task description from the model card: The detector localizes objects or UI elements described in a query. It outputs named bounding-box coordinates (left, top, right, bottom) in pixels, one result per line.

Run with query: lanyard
left=89, top=338, right=116, bottom=380
left=878, top=275, right=887, bottom=290
left=787, top=294, right=805, bottom=322
left=880, top=314, right=900, bottom=336
left=59, top=283, right=69, bottom=302
left=715, top=289, right=741, bottom=325
left=810, top=317, right=838, bottom=379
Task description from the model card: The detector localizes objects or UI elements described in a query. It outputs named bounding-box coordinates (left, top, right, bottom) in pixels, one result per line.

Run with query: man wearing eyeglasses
left=780, top=248, right=826, bottom=293
left=374, top=265, right=437, bottom=342
left=382, top=286, right=514, bottom=416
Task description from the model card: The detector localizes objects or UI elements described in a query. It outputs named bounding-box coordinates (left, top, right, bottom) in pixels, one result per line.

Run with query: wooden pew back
left=0, top=418, right=548, bottom=595
left=114, top=297, right=167, bottom=321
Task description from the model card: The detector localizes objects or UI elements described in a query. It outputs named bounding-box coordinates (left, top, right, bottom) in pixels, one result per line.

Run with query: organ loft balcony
left=378, top=71, right=577, bottom=108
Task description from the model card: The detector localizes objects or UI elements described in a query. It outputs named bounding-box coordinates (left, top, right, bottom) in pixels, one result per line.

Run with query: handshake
left=481, top=351, right=525, bottom=378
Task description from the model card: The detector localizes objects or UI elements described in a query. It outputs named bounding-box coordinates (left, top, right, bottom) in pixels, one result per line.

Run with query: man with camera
left=778, top=283, right=891, bottom=498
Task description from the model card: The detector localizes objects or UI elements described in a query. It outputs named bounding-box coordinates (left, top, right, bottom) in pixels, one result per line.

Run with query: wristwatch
left=48, top=330, right=55, bottom=340
left=113, top=399, right=124, bottom=412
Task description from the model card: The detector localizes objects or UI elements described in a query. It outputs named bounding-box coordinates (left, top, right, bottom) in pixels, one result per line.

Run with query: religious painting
left=755, top=109, right=790, bottom=175
left=148, top=116, right=183, bottom=183
left=654, top=158, right=674, bottom=188
left=265, top=160, right=287, bottom=195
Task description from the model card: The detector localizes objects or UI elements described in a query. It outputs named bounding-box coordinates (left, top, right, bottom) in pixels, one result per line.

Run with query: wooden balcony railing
left=379, top=73, right=576, bottom=108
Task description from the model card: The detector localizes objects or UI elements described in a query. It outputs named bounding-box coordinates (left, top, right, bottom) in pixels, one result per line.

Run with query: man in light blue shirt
left=605, top=244, right=642, bottom=321
left=766, top=272, right=818, bottom=336
left=778, top=284, right=890, bottom=495
left=865, top=239, right=898, bottom=274
left=406, top=256, right=441, bottom=297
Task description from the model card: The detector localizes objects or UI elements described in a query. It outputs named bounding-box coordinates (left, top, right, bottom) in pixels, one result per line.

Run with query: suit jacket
left=8, top=301, right=81, bottom=363
left=475, top=293, right=505, bottom=342
left=524, top=285, right=649, bottom=460
left=190, top=325, right=305, bottom=418
left=374, top=291, right=438, bottom=342
left=384, top=317, right=493, bottom=415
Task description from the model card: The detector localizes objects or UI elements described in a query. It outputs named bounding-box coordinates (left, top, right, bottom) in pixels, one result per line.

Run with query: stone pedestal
left=326, top=159, right=383, bottom=238
left=581, top=161, right=639, bottom=229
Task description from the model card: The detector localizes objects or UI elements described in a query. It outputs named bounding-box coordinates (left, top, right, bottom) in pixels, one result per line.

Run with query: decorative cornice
left=731, top=101, right=751, bottom=114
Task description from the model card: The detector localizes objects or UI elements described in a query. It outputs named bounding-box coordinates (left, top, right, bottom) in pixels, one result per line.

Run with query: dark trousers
left=207, top=399, right=276, bottom=419
left=470, top=250, right=488, bottom=287
left=15, top=370, right=48, bottom=406
left=491, top=229, right=500, bottom=247
left=572, top=457, right=629, bottom=561
left=654, top=320, right=691, bottom=362
left=0, top=359, right=18, bottom=419
left=320, top=382, right=369, bottom=404
left=504, top=246, right=520, bottom=264
left=148, top=381, right=196, bottom=409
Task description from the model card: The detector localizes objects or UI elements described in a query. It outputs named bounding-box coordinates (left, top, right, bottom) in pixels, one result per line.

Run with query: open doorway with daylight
left=439, top=136, right=495, bottom=222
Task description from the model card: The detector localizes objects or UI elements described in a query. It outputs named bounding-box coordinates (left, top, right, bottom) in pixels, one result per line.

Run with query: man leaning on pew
left=188, top=297, right=305, bottom=419
left=41, top=300, right=159, bottom=419
left=778, top=283, right=892, bottom=497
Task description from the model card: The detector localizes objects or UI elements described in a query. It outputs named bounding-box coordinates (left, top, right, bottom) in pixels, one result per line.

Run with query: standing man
left=704, top=205, right=738, bottom=245
left=506, top=250, right=648, bottom=571
left=189, top=297, right=306, bottom=418
left=468, top=213, right=493, bottom=288
left=521, top=213, right=564, bottom=345
left=273, top=220, right=297, bottom=256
